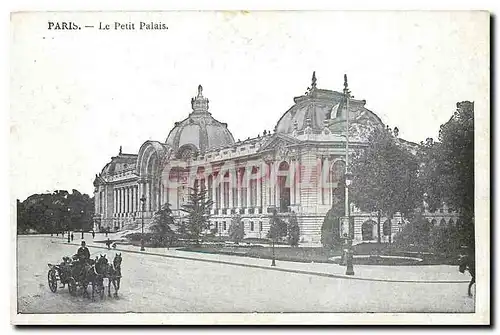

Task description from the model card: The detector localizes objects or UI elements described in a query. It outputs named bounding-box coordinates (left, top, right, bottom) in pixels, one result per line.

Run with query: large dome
left=275, top=72, right=383, bottom=135
left=165, top=85, right=235, bottom=156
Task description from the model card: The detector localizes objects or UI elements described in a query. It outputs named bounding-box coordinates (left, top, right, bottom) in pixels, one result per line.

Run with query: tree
left=350, top=127, right=422, bottom=244
left=287, top=212, right=300, bottom=247
left=228, top=214, right=245, bottom=244
left=419, top=102, right=475, bottom=250
left=393, top=209, right=432, bottom=249
left=267, top=209, right=287, bottom=241
left=16, top=189, right=94, bottom=234
left=180, top=185, right=213, bottom=244
left=321, top=188, right=344, bottom=248
left=150, top=203, right=176, bottom=247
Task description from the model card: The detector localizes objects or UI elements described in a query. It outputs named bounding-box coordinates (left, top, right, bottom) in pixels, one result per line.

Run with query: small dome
left=165, top=85, right=235, bottom=154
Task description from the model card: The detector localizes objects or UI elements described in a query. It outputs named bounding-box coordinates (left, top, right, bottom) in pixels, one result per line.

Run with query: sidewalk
left=59, top=235, right=470, bottom=284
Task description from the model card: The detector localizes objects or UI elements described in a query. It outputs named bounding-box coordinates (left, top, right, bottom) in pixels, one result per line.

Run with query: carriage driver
left=74, top=240, right=91, bottom=277
left=77, top=241, right=91, bottom=261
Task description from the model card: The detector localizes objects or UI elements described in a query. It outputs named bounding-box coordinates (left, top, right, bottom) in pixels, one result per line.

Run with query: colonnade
left=113, top=185, right=140, bottom=215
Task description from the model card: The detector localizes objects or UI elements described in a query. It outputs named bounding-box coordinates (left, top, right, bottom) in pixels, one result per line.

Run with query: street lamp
left=344, top=172, right=354, bottom=276
left=140, top=195, right=146, bottom=251
left=67, top=208, right=71, bottom=243
left=343, top=74, right=354, bottom=276
left=270, top=208, right=277, bottom=267
left=80, top=210, right=85, bottom=239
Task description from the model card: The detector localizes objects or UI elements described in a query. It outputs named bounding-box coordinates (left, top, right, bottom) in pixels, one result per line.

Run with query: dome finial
left=191, top=84, right=209, bottom=113
left=311, top=71, right=317, bottom=89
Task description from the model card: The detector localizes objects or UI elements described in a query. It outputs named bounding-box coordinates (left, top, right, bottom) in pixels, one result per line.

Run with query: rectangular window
left=259, top=222, right=263, bottom=232
left=250, top=221, right=254, bottom=231
left=223, top=222, right=227, bottom=231
left=215, top=221, right=218, bottom=230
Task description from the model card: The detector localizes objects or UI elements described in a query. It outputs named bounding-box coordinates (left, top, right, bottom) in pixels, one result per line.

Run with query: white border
left=4, top=1, right=493, bottom=327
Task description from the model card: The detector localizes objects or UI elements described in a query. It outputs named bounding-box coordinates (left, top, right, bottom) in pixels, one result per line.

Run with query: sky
left=10, top=11, right=489, bottom=200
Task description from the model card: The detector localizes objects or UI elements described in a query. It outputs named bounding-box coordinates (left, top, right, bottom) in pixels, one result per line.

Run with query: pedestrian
left=105, top=231, right=108, bottom=237
left=106, top=238, right=111, bottom=250
left=92, top=231, right=95, bottom=239
left=71, top=233, right=74, bottom=242
left=56, top=232, right=58, bottom=237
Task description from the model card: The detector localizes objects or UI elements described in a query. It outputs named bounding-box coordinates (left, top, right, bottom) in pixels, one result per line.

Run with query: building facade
left=92, top=73, right=458, bottom=244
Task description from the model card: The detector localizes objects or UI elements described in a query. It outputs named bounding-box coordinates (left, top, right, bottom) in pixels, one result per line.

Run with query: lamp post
left=270, top=208, right=277, bottom=266
left=67, top=208, right=71, bottom=243
left=271, top=239, right=276, bottom=266
left=140, top=195, right=146, bottom=251
left=343, top=74, right=354, bottom=276
left=80, top=210, right=85, bottom=239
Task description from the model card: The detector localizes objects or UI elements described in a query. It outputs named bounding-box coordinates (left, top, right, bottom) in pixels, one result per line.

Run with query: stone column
left=290, top=160, right=296, bottom=205
left=256, top=167, right=261, bottom=209
left=113, top=189, right=117, bottom=215
left=246, top=166, right=251, bottom=211
left=131, top=186, right=134, bottom=212
left=221, top=174, right=226, bottom=210
left=261, top=162, right=268, bottom=210
left=117, top=188, right=120, bottom=214
left=228, top=171, right=233, bottom=209
left=274, top=162, right=280, bottom=208
left=211, top=174, right=217, bottom=210
left=121, top=188, right=125, bottom=214
left=126, top=187, right=129, bottom=214
left=317, top=156, right=322, bottom=205
left=145, top=182, right=150, bottom=212
left=236, top=170, right=242, bottom=208
left=296, top=157, right=301, bottom=206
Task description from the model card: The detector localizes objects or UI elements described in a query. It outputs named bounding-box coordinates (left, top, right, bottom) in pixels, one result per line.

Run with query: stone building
left=92, top=73, right=458, bottom=244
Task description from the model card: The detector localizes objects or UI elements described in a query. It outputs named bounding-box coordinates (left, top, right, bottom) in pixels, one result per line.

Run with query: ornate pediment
left=258, top=133, right=300, bottom=153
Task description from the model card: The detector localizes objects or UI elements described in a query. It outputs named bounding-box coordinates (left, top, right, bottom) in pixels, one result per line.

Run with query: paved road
left=16, top=236, right=475, bottom=313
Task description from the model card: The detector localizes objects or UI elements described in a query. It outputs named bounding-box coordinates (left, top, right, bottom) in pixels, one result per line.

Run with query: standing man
left=71, top=233, right=74, bottom=242
left=92, top=231, right=95, bottom=239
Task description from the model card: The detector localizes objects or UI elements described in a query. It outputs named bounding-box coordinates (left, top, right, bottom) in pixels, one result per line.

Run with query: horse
left=459, top=254, right=475, bottom=297
left=80, top=255, right=108, bottom=300
left=105, top=253, right=122, bottom=298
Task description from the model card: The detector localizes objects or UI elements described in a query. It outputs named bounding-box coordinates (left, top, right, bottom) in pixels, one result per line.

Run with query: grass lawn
left=178, top=242, right=460, bottom=266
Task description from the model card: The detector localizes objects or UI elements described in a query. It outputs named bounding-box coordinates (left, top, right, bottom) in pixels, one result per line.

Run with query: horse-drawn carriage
left=47, top=253, right=122, bottom=300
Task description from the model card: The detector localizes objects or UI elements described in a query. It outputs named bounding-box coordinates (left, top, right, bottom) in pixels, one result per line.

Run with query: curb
left=56, top=241, right=469, bottom=284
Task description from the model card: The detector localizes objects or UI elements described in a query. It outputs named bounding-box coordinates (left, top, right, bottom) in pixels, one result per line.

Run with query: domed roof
left=275, top=72, right=383, bottom=135
left=165, top=85, right=235, bottom=155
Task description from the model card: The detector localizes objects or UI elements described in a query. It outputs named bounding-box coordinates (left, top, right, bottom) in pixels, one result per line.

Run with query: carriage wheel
left=47, top=269, right=57, bottom=293
left=68, top=277, right=77, bottom=296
